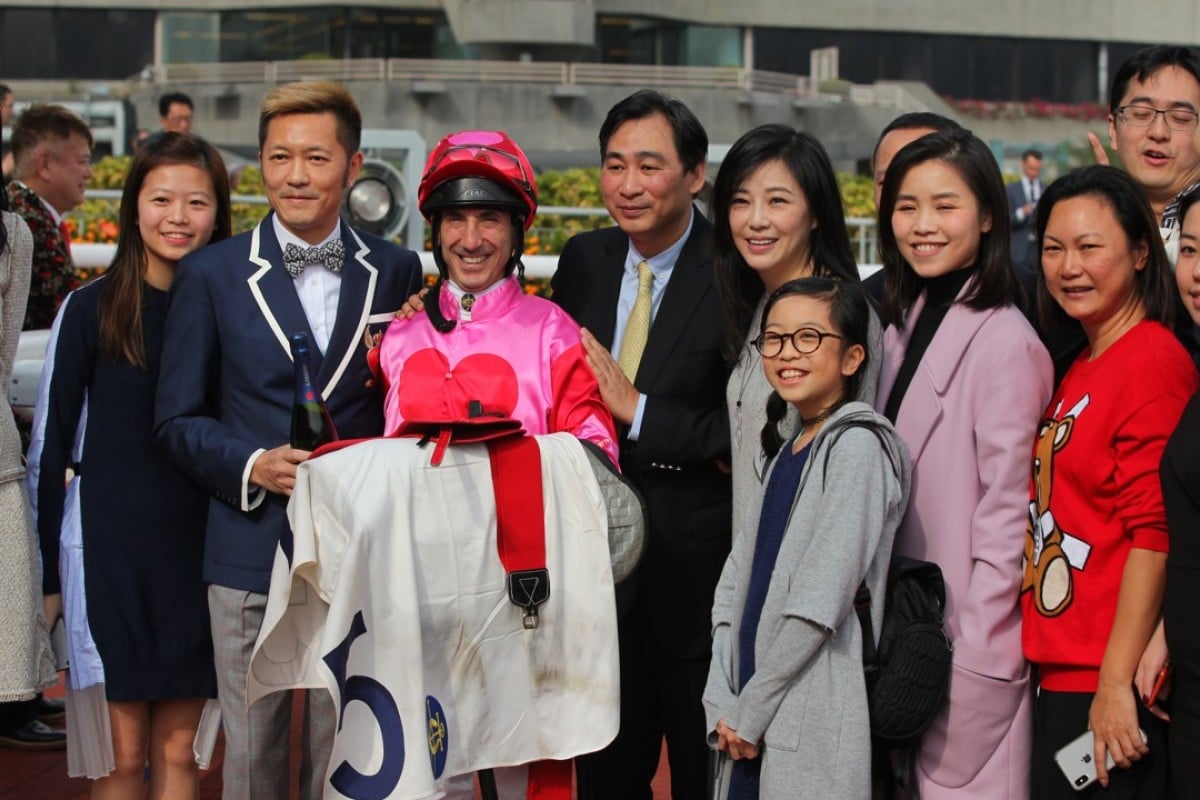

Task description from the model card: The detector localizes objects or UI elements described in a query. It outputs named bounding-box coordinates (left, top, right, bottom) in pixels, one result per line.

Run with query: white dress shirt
left=272, top=216, right=342, bottom=353
left=614, top=210, right=695, bottom=439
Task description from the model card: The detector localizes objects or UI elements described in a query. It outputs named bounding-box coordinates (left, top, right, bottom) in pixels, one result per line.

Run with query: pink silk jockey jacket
left=379, top=276, right=619, bottom=466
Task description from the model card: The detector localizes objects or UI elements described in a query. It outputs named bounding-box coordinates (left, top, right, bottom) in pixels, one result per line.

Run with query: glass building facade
left=161, top=8, right=462, bottom=65
left=0, top=5, right=1181, bottom=105
left=0, top=7, right=154, bottom=80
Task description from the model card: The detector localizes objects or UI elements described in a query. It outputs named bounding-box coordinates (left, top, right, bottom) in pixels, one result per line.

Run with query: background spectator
left=158, top=92, right=193, bottom=134
left=6, top=103, right=91, bottom=330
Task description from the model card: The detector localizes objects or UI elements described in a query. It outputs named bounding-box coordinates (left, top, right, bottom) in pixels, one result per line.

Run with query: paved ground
left=0, top=683, right=674, bottom=798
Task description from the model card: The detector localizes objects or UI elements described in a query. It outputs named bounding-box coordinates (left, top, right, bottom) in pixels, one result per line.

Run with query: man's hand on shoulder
left=394, top=287, right=428, bottom=320
left=581, top=327, right=640, bottom=425
left=250, top=445, right=311, bottom=496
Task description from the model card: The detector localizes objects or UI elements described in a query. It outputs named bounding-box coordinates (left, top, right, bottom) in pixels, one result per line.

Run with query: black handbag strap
left=855, top=582, right=878, bottom=674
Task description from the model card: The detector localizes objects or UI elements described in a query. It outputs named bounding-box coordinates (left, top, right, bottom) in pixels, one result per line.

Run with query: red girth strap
left=485, top=436, right=571, bottom=800
left=487, top=435, right=545, bottom=574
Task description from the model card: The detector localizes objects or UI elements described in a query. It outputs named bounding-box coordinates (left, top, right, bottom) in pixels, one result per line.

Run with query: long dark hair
left=712, top=124, right=859, bottom=363
left=759, top=276, right=871, bottom=459
left=1035, top=165, right=1177, bottom=332
left=1176, top=184, right=1200, bottom=236
left=1, top=118, right=9, bottom=255
left=0, top=167, right=8, bottom=256
left=878, top=129, right=1020, bottom=327
left=99, top=131, right=230, bottom=367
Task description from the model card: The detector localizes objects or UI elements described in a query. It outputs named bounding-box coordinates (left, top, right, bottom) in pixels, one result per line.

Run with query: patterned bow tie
left=282, top=239, right=346, bottom=278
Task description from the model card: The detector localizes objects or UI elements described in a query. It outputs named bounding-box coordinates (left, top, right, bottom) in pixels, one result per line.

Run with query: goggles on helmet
left=419, top=130, right=538, bottom=228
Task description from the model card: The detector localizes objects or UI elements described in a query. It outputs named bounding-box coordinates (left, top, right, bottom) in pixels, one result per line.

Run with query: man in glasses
left=1092, top=46, right=1200, bottom=237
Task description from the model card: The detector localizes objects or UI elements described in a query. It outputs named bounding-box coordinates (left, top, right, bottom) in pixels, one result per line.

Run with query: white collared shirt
left=613, top=210, right=695, bottom=439
left=1024, top=177, right=1041, bottom=204
left=272, top=216, right=342, bottom=353
left=15, top=180, right=64, bottom=227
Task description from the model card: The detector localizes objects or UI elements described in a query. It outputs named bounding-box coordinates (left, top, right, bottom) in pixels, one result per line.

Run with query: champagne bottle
left=290, top=332, right=338, bottom=450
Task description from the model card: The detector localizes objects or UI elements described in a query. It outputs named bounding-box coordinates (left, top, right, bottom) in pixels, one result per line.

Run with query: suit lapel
left=895, top=292, right=996, bottom=465
left=635, top=214, right=711, bottom=386
left=246, top=214, right=320, bottom=372
left=592, top=232, right=626, bottom=350
left=316, top=222, right=377, bottom=400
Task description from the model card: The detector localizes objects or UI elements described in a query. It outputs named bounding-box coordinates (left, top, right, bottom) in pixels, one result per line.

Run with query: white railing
left=154, top=61, right=272, bottom=84
left=743, top=69, right=810, bottom=94
left=149, top=57, right=920, bottom=107
left=71, top=225, right=879, bottom=279
left=568, top=62, right=744, bottom=90
left=387, top=58, right=566, bottom=84
left=75, top=191, right=878, bottom=276
left=275, top=59, right=388, bottom=82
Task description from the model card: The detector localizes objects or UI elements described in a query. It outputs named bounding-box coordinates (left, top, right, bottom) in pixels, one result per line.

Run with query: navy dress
left=730, top=440, right=811, bottom=800
left=31, top=278, right=215, bottom=701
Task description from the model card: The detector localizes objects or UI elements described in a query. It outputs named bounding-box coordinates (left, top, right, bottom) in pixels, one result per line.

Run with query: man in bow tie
left=154, top=81, right=422, bottom=800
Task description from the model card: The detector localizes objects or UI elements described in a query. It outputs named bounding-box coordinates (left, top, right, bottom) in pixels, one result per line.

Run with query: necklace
left=732, top=341, right=761, bottom=453
left=796, top=397, right=845, bottom=440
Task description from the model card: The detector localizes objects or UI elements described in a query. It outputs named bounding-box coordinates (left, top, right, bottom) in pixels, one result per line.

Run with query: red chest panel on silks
left=246, top=433, right=620, bottom=800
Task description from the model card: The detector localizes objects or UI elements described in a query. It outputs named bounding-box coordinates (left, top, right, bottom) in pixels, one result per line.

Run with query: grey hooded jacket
left=703, top=401, right=911, bottom=799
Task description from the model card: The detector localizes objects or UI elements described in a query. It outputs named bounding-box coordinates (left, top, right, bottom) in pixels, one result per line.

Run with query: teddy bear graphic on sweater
left=1022, top=395, right=1093, bottom=617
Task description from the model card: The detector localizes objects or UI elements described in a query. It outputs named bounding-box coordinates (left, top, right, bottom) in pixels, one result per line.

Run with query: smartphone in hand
left=1054, top=728, right=1147, bottom=791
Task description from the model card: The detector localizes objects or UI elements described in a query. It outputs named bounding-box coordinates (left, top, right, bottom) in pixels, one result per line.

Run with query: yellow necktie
left=618, top=261, right=653, bottom=382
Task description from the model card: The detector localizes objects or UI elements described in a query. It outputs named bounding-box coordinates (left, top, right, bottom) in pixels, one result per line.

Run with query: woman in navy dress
left=27, top=132, right=230, bottom=797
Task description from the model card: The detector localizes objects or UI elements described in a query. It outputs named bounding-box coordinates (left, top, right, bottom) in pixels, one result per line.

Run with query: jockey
left=378, top=130, right=618, bottom=466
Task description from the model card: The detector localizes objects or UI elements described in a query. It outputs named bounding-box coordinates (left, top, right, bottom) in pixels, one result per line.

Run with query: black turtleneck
left=883, top=266, right=976, bottom=423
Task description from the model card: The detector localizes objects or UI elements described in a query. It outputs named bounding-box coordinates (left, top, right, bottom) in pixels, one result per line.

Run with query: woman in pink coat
left=875, top=129, right=1053, bottom=798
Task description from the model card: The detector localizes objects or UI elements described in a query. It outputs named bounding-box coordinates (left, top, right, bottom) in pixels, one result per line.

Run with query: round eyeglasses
left=1115, top=104, right=1200, bottom=132
left=753, top=327, right=844, bottom=358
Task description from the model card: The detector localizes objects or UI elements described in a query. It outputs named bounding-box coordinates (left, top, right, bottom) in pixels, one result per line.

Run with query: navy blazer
left=155, top=214, right=423, bottom=592
left=552, top=212, right=732, bottom=659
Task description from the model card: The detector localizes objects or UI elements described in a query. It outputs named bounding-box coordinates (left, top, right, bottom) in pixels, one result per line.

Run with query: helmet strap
left=510, top=215, right=526, bottom=284
left=424, top=276, right=457, bottom=334
left=429, top=215, right=450, bottom=279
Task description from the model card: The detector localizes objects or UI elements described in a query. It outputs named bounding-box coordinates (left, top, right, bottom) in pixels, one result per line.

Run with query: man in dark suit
left=155, top=81, right=422, bottom=800
left=552, top=89, right=732, bottom=800
left=1007, top=147, right=1043, bottom=278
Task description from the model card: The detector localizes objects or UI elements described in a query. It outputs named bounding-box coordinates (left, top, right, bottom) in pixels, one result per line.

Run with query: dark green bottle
left=290, top=332, right=338, bottom=450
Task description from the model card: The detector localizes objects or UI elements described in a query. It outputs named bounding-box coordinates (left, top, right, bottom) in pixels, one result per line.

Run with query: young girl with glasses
left=875, top=129, right=1053, bottom=799
left=704, top=276, right=910, bottom=799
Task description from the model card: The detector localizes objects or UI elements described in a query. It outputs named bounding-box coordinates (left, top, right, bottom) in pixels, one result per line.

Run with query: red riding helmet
left=418, top=130, right=538, bottom=229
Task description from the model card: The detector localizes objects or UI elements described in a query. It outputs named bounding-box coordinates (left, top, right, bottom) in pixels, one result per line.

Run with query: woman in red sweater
left=1022, top=166, right=1197, bottom=799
